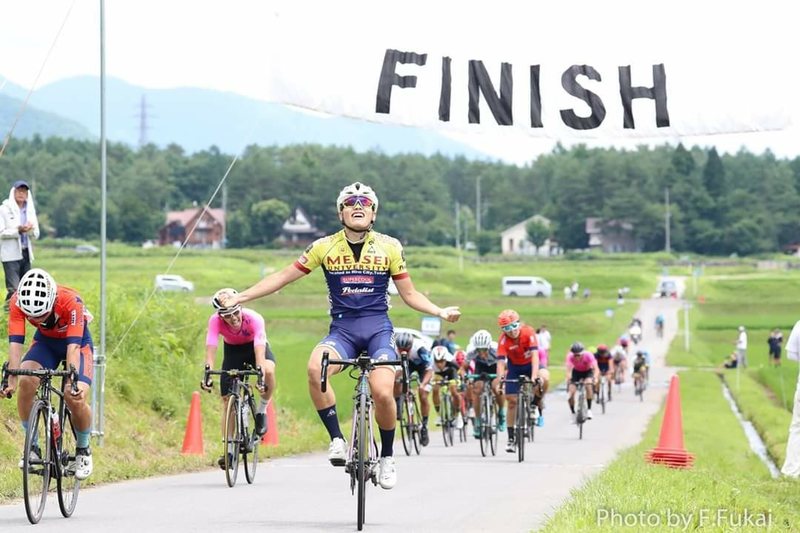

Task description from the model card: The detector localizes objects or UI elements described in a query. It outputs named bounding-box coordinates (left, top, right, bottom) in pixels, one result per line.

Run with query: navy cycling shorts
left=504, top=361, right=532, bottom=395
left=24, top=327, right=94, bottom=386
left=319, top=314, right=397, bottom=361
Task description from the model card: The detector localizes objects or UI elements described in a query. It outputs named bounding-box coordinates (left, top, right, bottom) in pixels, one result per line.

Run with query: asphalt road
left=0, top=296, right=683, bottom=532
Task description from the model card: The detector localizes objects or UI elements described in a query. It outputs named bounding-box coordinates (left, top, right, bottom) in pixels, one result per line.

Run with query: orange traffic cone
left=181, top=391, right=204, bottom=455
left=261, top=401, right=279, bottom=446
left=646, top=375, right=694, bottom=468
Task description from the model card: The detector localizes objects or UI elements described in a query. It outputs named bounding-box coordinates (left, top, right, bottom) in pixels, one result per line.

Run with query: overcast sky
left=1, top=0, right=796, bottom=165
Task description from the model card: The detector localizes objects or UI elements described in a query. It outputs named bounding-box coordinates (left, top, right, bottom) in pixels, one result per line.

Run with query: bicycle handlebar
left=1, top=361, right=79, bottom=398
left=466, top=372, right=498, bottom=380
left=320, top=351, right=406, bottom=393
left=203, top=364, right=264, bottom=392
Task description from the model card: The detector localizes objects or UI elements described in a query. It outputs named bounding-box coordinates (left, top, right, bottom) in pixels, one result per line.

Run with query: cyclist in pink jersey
left=566, top=342, right=599, bottom=420
left=202, top=288, right=275, bottom=468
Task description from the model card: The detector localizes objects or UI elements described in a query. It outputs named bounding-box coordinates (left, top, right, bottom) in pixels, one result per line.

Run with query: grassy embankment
left=1, top=243, right=660, bottom=502
left=542, top=264, right=800, bottom=531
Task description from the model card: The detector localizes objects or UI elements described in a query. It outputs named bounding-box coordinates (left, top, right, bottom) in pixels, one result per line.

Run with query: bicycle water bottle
left=51, top=407, right=61, bottom=439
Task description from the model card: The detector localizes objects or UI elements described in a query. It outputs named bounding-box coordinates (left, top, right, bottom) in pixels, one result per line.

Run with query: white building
left=500, top=215, right=560, bottom=256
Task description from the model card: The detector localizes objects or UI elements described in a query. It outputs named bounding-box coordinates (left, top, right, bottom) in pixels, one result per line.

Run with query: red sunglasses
left=341, top=196, right=375, bottom=209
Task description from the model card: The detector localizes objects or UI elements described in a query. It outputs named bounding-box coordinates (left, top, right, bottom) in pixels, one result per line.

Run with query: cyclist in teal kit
left=223, top=182, right=460, bottom=490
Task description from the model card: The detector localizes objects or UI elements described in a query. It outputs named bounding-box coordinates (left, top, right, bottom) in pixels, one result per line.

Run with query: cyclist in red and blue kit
left=1, top=269, right=94, bottom=480
left=223, top=182, right=460, bottom=490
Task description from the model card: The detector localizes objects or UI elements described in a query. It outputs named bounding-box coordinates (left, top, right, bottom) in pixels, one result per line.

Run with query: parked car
left=658, top=279, right=678, bottom=298
left=501, top=276, right=552, bottom=297
left=155, top=274, right=195, bottom=292
left=75, top=244, right=99, bottom=254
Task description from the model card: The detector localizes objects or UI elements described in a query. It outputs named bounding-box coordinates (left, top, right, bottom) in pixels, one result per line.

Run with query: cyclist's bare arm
left=1, top=343, right=24, bottom=396
left=7, top=342, right=23, bottom=369
left=393, top=277, right=460, bottom=322
left=419, top=369, right=433, bottom=388
left=529, top=349, right=540, bottom=379
left=232, top=263, right=307, bottom=305
left=65, top=343, right=85, bottom=399
left=254, top=344, right=269, bottom=389
left=204, top=344, right=217, bottom=369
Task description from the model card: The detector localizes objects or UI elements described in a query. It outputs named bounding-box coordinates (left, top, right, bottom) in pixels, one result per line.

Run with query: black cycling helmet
left=570, top=342, right=584, bottom=354
left=395, top=331, right=414, bottom=351
left=636, top=350, right=644, bottom=356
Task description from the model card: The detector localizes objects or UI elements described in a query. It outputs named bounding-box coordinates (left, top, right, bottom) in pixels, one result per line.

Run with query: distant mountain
left=0, top=91, right=93, bottom=142
left=4, top=75, right=490, bottom=159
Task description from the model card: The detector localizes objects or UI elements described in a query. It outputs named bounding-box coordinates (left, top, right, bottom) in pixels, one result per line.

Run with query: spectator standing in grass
left=0, top=180, right=39, bottom=311
left=780, top=320, right=800, bottom=477
left=768, top=328, right=783, bottom=367
left=735, top=326, right=748, bottom=368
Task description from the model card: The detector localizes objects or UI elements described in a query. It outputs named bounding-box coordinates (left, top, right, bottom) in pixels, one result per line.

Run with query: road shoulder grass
left=540, top=370, right=798, bottom=532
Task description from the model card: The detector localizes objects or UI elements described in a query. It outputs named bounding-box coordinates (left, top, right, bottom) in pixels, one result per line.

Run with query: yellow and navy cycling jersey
left=293, top=229, right=409, bottom=318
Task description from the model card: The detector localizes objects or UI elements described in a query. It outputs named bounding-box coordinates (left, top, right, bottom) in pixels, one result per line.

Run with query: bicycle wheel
left=447, top=397, right=456, bottom=446
left=223, top=396, right=240, bottom=487
left=577, top=393, right=586, bottom=440
left=244, top=395, right=259, bottom=484
left=57, top=406, right=80, bottom=518
left=599, top=381, right=606, bottom=414
left=516, top=397, right=526, bottom=463
left=23, top=400, right=51, bottom=524
left=489, top=399, right=498, bottom=456
left=356, top=393, right=368, bottom=531
left=528, top=400, right=536, bottom=443
left=399, top=395, right=412, bottom=456
left=441, top=396, right=452, bottom=447
left=411, top=395, right=421, bottom=455
left=479, top=394, right=489, bottom=457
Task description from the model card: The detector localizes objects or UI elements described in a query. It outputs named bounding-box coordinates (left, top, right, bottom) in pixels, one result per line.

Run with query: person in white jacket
left=0, top=180, right=40, bottom=309
left=781, top=320, right=800, bottom=477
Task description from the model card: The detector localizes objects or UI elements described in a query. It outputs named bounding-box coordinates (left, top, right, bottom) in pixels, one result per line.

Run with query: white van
left=501, top=276, right=552, bottom=298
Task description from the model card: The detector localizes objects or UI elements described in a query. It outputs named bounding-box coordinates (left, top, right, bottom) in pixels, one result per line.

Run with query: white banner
left=261, top=1, right=792, bottom=140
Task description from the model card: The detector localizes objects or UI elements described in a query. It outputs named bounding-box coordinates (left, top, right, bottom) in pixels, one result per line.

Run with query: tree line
left=1, top=135, right=798, bottom=256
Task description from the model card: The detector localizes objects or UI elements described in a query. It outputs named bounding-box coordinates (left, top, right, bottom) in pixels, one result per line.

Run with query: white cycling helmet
left=16, top=268, right=57, bottom=318
left=336, top=182, right=379, bottom=212
left=211, top=287, right=241, bottom=316
left=471, top=329, right=493, bottom=350
left=431, top=345, right=451, bottom=362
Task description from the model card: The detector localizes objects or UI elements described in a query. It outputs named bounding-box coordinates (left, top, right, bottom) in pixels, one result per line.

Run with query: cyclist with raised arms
left=462, top=329, right=506, bottom=438
left=593, top=344, right=615, bottom=400
left=222, top=182, right=460, bottom=490
left=496, top=309, right=540, bottom=453
left=566, top=342, right=600, bottom=420
left=430, top=345, right=464, bottom=430
left=393, top=330, right=433, bottom=446
left=202, top=288, right=276, bottom=468
left=1, top=268, right=94, bottom=480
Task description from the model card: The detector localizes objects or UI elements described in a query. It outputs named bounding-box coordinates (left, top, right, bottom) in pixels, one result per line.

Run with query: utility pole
left=665, top=187, right=671, bottom=253
left=93, top=0, right=108, bottom=446
left=136, top=94, right=151, bottom=149
left=476, top=175, right=482, bottom=234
